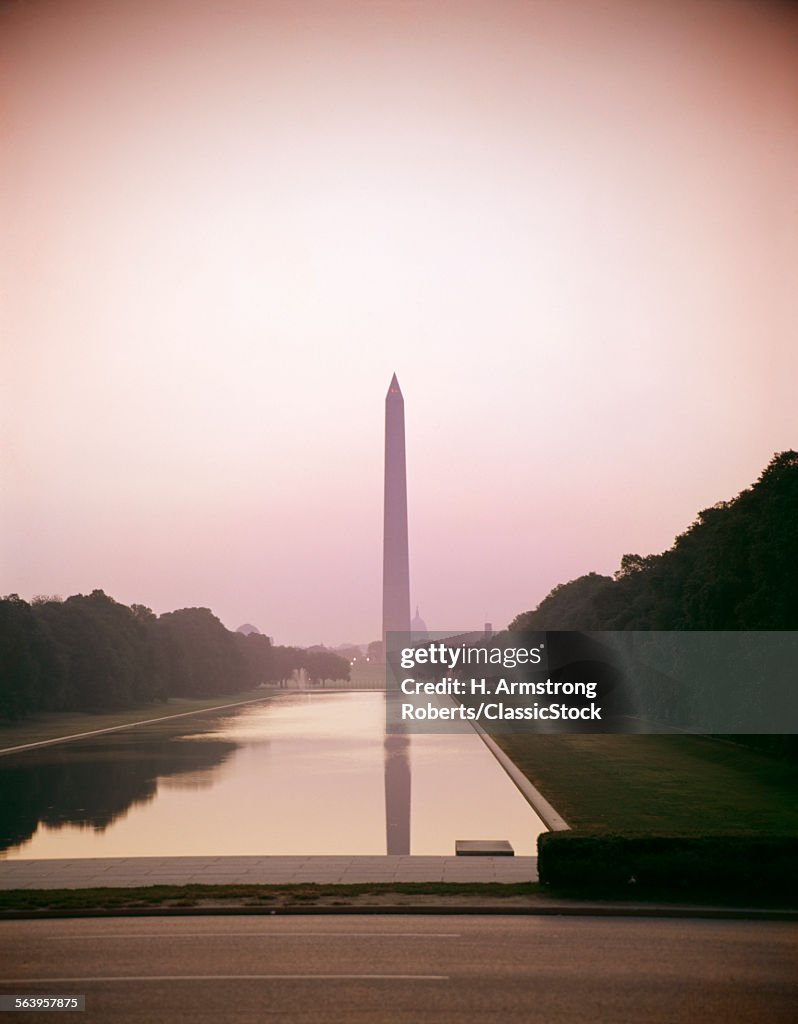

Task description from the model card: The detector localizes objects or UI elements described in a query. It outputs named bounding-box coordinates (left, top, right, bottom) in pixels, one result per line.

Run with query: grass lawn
left=0, top=882, right=542, bottom=914
left=2, top=880, right=794, bottom=914
left=493, top=733, right=798, bottom=836
left=0, top=689, right=274, bottom=753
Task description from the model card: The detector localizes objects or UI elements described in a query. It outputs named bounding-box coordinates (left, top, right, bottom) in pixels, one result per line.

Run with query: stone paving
left=0, top=855, right=537, bottom=889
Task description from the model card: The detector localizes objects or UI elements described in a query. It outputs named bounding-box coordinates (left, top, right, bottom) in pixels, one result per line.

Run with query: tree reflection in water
left=0, top=730, right=236, bottom=854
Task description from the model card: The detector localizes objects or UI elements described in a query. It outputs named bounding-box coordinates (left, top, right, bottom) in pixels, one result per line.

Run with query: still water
left=1, top=692, right=545, bottom=858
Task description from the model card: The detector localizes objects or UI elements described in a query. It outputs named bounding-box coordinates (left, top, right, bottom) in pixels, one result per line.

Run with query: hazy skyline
left=3, top=0, right=797, bottom=645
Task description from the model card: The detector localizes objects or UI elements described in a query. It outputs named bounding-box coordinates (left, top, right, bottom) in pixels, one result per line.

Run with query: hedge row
left=537, top=831, right=798, bottom=900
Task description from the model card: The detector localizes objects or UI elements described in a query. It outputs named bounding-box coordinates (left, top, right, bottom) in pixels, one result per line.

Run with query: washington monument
left=382, top=373, right=411, bottom=644
left=382, top=373, right=411, bottom=855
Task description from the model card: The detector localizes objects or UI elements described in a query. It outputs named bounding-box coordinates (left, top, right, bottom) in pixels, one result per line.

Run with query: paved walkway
left=0, top=856, right=537, bottom=889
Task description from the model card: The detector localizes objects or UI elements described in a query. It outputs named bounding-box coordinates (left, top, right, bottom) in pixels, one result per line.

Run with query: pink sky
left=2, top=0, right=797, bottom=646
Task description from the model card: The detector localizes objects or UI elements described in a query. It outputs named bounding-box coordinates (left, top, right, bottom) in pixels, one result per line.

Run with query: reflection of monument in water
left=383, top=373, right=411, bottom=855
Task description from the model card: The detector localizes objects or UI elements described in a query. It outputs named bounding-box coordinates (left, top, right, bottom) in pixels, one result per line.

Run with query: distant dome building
left=410, top=605, right=428, bottom=638
left=236, top=623, right=261, bottom=635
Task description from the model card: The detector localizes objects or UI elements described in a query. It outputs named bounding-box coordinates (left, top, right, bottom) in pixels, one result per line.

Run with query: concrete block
left=455, top=840, right=515, bottom=856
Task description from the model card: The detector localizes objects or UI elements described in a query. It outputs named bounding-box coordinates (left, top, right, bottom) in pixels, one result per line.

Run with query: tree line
left=0, top=593, right=350, bottom=720
left=507, top=451, right=798, bottom=757
left=510, top=451, right=798, bottom=632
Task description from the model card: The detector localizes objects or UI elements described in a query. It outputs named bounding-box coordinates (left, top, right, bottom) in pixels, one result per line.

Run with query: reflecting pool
left=1, top=692, right=545, bottom=858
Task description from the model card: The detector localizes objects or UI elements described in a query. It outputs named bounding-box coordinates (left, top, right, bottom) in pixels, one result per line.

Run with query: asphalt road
left=1, top=915, right=795, bottom=1023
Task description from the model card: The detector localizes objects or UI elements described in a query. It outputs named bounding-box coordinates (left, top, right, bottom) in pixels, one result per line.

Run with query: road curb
left=1, top=905, right=796, bottom=921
